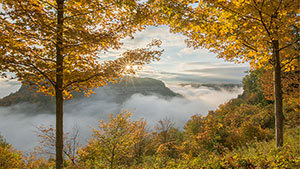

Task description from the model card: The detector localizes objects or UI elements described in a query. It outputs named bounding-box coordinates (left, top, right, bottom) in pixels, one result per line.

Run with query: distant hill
left=0, top=77, right=181, bottom=112
left=111, top=77, right=182, bottom=102
left=179, top=83, right=242, bottom=92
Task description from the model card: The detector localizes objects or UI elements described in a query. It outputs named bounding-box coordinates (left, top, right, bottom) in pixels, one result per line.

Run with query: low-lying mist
left=0, top=84, right=243, bottom=152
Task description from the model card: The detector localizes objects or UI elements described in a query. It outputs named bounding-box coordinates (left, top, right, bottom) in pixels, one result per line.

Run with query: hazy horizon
left=0, top=81, right=243, bottom=153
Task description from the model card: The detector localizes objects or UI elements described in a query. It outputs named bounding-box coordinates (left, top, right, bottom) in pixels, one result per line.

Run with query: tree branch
left=281, top=55, right=300, bottom=71
left=217, top=1, right=261, bottom=22
left=279, top=37, right=300, bottom=51
left=28, top=62, right=56, bottom=87
left=38, top=0, right=57, bottom=9
left=242, top=40, right=258, bottom=52
left=64, top=6, right=103, bottom=20
left=63, top=71, right=105, bottom=90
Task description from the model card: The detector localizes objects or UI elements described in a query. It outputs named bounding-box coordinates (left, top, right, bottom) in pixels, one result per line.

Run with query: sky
left=107, top=26, right=250, bottom=84
left=0, top=26, right=249, bottom=98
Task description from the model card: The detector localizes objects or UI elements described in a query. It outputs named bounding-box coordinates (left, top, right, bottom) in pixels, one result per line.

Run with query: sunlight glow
left=125, top=65, right=131, bottom=70
left=125, top=65, right=138, bottom=71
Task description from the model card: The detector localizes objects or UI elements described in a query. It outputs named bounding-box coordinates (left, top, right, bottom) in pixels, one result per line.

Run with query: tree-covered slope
left=0, top=77, right=181, bottom=110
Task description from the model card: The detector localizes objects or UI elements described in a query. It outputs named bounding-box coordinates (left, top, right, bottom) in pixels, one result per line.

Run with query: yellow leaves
left=248, top=50, right=257, bottom=58
left=0, top=137, right=55, bottom=168
left=0, top=145, right=25, bottom=168
left=162, top=0, right=297, bottom=72
left=196, top=131, right=208, bottom=140
left=217, top=123, right=223, bottom=129
left=79, top=110, right=148, bottom=168
left=1, top=0, right=162, bottom=101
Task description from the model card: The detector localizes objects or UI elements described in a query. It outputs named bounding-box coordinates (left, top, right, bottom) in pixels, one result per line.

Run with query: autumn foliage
left=0, top=0, right=299, bottom=168
left=78, top=111, right=148, bottom=168
left=1, top=70, right=299, bottom=168
left=18, top=69, right=296, bottom=168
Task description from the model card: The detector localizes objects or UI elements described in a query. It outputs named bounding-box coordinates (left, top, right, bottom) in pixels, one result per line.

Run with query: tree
left=0, top=135, right=25, bottom=169
left=258, top=68, right=300, bottom=128
left=154, top=118, right=176, bottom=145
left=78, top=111, right=148, bottom=169
left=149, top=118, right=183, bottom=167
left=258, top=68, right=300, bottom=104
left=34, top=125, right=81, bottom=167
left=0, top=0, right=162, bottom=168
left=151, top=0, right=299, bottom=147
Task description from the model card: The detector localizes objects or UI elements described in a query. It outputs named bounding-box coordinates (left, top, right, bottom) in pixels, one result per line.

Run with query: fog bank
left=0, top=84, right=242, bottom=152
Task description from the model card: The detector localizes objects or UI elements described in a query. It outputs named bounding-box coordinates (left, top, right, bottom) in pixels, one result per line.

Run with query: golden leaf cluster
left=0, top=0, right=162, bottom=98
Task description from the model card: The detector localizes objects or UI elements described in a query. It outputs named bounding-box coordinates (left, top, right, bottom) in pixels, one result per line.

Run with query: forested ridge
left=0, top=77, right=180, bottom=111
left=1, top=70, right=299, bottom=168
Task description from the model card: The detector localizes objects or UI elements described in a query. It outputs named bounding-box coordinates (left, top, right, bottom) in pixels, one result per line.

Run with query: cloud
left=125, top=26, right=186, bottom=48
left=137, top=62, right=249, bottom=83
left=184, top=67, right=249, bottom=79
left=71, top=26, right=250, bottom=85
left=178, top=48, right=214, bottom=58
left=99, top=26, right=187, bottom=59
left=0, top=84, right=243, bottom=152
left=181, top=61, right=248, bottom=69
left=178, top=48, right=196, bottom=56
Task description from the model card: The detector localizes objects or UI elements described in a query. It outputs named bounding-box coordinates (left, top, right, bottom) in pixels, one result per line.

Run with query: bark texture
left=56, top=0, right=64, bottom=168
left=272, top=40, right=284, bottom=147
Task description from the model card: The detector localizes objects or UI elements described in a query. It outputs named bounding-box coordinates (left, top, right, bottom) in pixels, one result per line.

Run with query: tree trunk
left=272, top=40, right=284, bottom=147
left=55, top=87, right=64, bottom=169
left=56, top=0, right=64, bottom=168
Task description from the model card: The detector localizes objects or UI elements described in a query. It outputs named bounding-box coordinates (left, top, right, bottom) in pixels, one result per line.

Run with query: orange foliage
left=259, top=69, right=300, bottom=104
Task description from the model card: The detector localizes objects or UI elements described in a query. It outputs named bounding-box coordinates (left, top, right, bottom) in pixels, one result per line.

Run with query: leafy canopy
left=79, top=111, right=148, bottom=168
left=0, top=0, right=162, bottom=98
left=151, top=0, right=299, bottom=70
